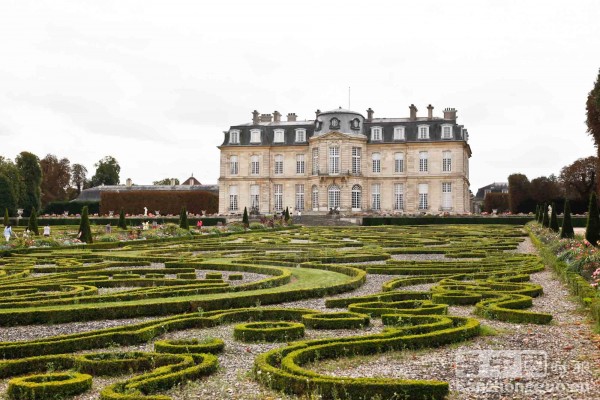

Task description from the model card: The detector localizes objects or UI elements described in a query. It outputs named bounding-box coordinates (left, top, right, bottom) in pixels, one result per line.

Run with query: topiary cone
left=560, top=199, right=574, bottom=239
left=585, top=192, right=600, bottom=246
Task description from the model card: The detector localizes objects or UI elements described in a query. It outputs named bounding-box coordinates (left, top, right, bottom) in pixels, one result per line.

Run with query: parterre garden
left=0, top=225, right=595, bottom=399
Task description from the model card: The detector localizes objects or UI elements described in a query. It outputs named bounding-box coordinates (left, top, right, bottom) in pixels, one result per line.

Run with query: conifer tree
left=560, top=199, right=575, bottom=239
left=78, top=206, right=93, bottom=244
left=535, top=205, right=541, bottom=223
left=3, top=208, right=8, bottom=227
left=242, top=207, right=249, bottom=227
left=27, top=207, right=39, bottom=235
left=179, top=206, right=189, bottom=230
left=549, top=202, right=559, bottom=232
left=118, top=209, right=127, bottom=230
left=541, top=203, right=550, bottom=227
left=284, top=207, right=290, bottom=223
left=586, top=192, right=600, bottom=245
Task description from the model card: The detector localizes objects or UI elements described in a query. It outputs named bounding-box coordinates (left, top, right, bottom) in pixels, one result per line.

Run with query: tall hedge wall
left=362, top=216, right=589, bottom=227
left=100, top=191, right=218, bottom=215
left=43, top=201, right=100, bottom=215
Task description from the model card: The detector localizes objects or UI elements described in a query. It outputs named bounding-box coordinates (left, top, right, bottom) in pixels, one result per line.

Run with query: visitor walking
left=43, top=225, right=51, bottom=237
left=3, top=225, right=13, bottom=242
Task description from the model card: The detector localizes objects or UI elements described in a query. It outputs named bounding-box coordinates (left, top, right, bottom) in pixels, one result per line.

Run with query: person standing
left=3, top=225, right=13, bottom=242
left=43, top=225, right=51, bottom=237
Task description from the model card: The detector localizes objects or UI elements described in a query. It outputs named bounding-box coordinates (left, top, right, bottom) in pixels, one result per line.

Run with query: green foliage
left=15, top=151, right=42, bottom=215
left=118, top=209, right=126, bottom=230
left=284, top=206, right=290, bottom=222
left=560, top=199, right=575, bottom=239
left=179, top=206, right=189, bottom=230
left=78, top=206, right=93, bottom=244
left=90, top=156, right=120, bottom=187
left=242, top=207, right=249, bottom=227
left=153, top=178, right=180, bottom=185
left=586, top=192, right=600, bottom=246
left=0, top=174, right=18, bottom=217
left=549, top=202, right=559, bottom=232
left=7, top=371, right=92, bottom=400
left=508, top=173, right=533, bottom=213
left=541, top=203, right=549, bottom=227
left=27, top=207, right=39, bottom=235
left=586, top=68, right=600, bottom=191
left=0, top=157, right=23, bottom=213
left=3, top=208, right=9, bottom=226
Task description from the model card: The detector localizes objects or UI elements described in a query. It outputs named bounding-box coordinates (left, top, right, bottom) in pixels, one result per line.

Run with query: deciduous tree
left=586, top=68, right=600, bottom=191
left=71, top=163, right=88, bottom=196
left=530, top=175, right=562, bottom=204
left=40, top=154, right=71, bottom=207
left=560, top=156, right=597, bottom=202
left=91, top=156, right=120, bottom=187
left=153, top=178, right=180, bottom=185
left=483, top=193, right=509, bottom=214
left=508, top=173, right=533, bottom=213
left=15, top=151, right=42, bottom=215
left=0, top=174, right=17, bottom=217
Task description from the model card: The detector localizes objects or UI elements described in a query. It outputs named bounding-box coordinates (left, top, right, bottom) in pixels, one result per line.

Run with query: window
left=352, top=184, right=362, bottom=210
left=250, top=129, right=261, bottom=143
left=372, top=152, right=381, bottom=173
left=442, top=151, right=452, bottom=172
left=274, top=129, right=284, bottom=143
left=419, top=151, right=428, bottom=172
left=328, top=185, right=341, bottom=210
left=250, top=184, right=260, bottom=211
left=352, top=147, right=361, bottom=174
left=295, top=184, right=305, bottom=211
left=229, top=130, right=240, bottom=144
left=393, top=126, right=405, bottom=140
left=418, top=125, right=429, bottom=139
left=350, top=118, right=360, bottom=130
left=229, top=155, right=238, bottom=175
left=442, top=124, right=453, bottom=139
left=371, top=126, right=382, bottom=141
left=442, top=183, right=452, bottom=209
left=274, top=155, right=283, bottom=175
left=394, top=152, right=404, bottom=173
left=329, top=146, right=340, bottom=174
left=311, top=185, right=319, bottom=210
left=371, top=183, right=381, bottom=210
left=251, top=155, right=260, bottom=175
left=296, top=154, right=305, bottom=174
left=295, top=129, right=306, bottom=142
left=418, top=183, right=429, bottom=210
left=394, top=183, right=404, bottom=210
left=274, top=184, right=283, bottom=211
left=329, top=118, right=340, bottom=130
left=229, top=185, right=238, bottom=211
left=312, top=148, right=319, bottom=174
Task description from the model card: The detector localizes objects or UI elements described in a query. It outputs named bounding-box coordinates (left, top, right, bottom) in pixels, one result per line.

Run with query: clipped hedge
left=154, top=338, right=224, bottom=355
left=8, top=372, right=92, bottom=400
left=302, top=312, right=370, bottom=330
left=234, top=321, right=305, bottom=342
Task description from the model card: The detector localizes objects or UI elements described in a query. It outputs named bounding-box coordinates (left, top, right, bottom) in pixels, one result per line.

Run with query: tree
left=541, top=203, right=550, bottom=227
left=508, top=173, right=533, bottom=213
left=91, top=156, right=120, bottom=187
left=483, top=193, right=509, bottom=213
left=27, top=207, right=39, bottom=235
left=78, top=206, right=93, bottom=244
left=118, top=209, right=127, bottom=230
left=71, top=163, right=88, bottom=195
left=0, top=173, right=18, bottom=217
left=242, top=207, right=249, bottom=227
left=284, top=207, right=290, bottom=223
left=586, top=68, right=600, bottom=191
left=179, top=206, right=189, bottom=230
left=561, top=199, right=575, bottom=239
left=530, top=176, right=562, bottom=204
left=15, top=151, right=42, bottom=215
left=586, top=192, right=600, bottom=246
left=153, top=178, right=180, bottom=185
left=3, top=208, right=8, bottom=226
left=0, top=157, right=23, bottom=208
left=549, top=202, right=559, bottom=232
left=559, top=156, right=597, bottom=202
left=40, top=154, right=71, bottom=207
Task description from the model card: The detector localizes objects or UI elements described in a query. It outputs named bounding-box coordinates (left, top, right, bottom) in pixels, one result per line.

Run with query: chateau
left=218, top=105, right=471, bottom=215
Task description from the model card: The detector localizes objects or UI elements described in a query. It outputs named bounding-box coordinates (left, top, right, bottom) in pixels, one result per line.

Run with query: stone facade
left=218, top=106, right=471, bottom=215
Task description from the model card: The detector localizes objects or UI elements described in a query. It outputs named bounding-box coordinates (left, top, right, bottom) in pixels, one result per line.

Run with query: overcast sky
left=1, top=0, right=599, bottom=192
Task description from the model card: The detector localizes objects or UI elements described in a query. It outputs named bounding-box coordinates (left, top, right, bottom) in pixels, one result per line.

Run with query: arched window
left=351, top=184, right=362, bottom=210
left=328, top=185, right=341, bottom=210
left=311, top=185, right=319, bottom=211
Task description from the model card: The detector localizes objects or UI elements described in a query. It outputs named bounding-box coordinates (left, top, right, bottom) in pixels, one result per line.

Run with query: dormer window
left=371, top=126, right=382, bottom=141
left=329, top=118, right=340, bottom=130
left=229, top=130, right=240, bottom=144
left=315, top=120, right=323, bottom=131
left=393, top=126, right=405, bottom=140
left=350, top=118, right=361, bottom=130
left=250, top=129, right=261, bottom=143
left=295, top=128, right=306, bottom=142
left=442, top=124, right=453, bottom=139
left=418, top=125, right=429, bottom=139
left=274, top=129, right=284, bottom=143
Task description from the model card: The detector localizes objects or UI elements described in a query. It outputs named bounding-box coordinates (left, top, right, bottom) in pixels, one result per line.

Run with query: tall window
left=274, top=184, right=283, bottom=211
left=229, top=155, right=238, bottom=175
left=418, top=183, right=429, bottom=210
left=352, top=184, right=362, bottom=210
left=328, top=185, right=341, bottom=210
left=352, top=147, right=361, bottom=174
left=372, top=152, right=381, bottom=173
left=295, top=129, right=306, bottom=142
left=394, top=183, right=404, bottom=210
left=311, top=185, right=319, bottom=210
left=394, top=152, right=404, bottom=173
left=371, top=127, right=382, bottom=141
left=250, top=129, right=261, bottom=143
left=442, top=151, right=452, bottom=172
left=296, top=154, right=305, bottom=174
left=229, top=185, right=238, bottom=211
left=442, top=125, right=453, bottom=139
left=274, top=155, right=283, bottom=175
left=418, top=125, right=429, bottom=139
left=295, top=184, right=305, bottom=211
left=274, top=129, right=284, bottom=143
left=442, top=183, right=452, bottom=209
left=393, top=126, right=405, bottom=140
left=312, top=148, right=319, bottom=175
left=371, top=184, right=381, bottom=210
left=251, top=155, right=260, bottom=175
left=229, top=130, right=240, bottom=144
left=329, top=146, right=340, bottom=174
left=419, top=151, right=428, bottom=172
left=250, top=184, right=259, bottom=210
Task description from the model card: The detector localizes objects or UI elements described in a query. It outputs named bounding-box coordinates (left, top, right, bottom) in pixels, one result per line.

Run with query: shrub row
left=302, top=312, right=370, bottom=330
left=154, top=338, right=224, bottom=355
left=8, top=372, right=92, bottom=400
left=234, top=321, right=305, bottom=342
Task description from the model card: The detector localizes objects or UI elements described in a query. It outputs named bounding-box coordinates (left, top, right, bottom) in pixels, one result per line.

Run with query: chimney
left=409, top=104, right=418, bottom=121
left=287, top=113, right=297, bottom=122
left=443, top=108, right=457, bottom=121
left=260, top=113, right=273, bottom=123
left=366, top=107, right=374, bottom=121
left=252, top=110, right=259, bottom=125
left=427, top=104, right=434, bottom=120
left=126, top=178, right=132, bottom=187
left=273, top=110, right=281, bottom=123
left=170, top=178, right=176, bottom=186
left=315, top=109, right=321, bottom=118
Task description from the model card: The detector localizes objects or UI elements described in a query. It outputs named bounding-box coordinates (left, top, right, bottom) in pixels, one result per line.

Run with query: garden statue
left=143, top=207, right=148, bottom=216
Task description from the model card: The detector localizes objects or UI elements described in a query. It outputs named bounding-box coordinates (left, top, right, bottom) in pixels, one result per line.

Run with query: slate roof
left=474, top=182, right=508, bottom=200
